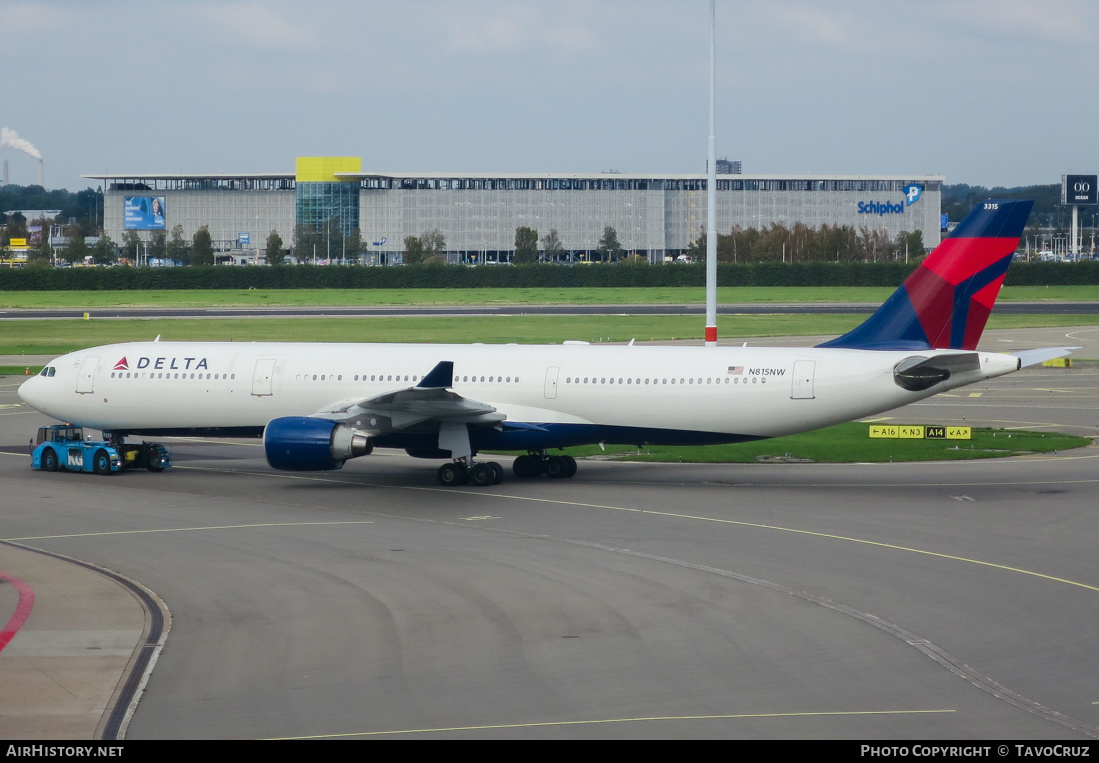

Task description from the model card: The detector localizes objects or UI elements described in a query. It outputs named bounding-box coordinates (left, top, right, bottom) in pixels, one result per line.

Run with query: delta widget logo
left=857, top=184, right=923, bottom=216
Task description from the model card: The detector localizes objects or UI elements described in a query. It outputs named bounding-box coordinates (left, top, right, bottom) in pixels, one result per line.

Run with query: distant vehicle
left=30, top=424, right=170, bottom=475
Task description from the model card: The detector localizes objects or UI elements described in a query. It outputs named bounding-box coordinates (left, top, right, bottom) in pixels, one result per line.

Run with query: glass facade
left=296, top=181, right=360, bottom=236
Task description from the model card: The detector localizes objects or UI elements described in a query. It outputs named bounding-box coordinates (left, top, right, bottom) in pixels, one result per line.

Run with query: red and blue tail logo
left=819, top=199, right=1033, bottom=351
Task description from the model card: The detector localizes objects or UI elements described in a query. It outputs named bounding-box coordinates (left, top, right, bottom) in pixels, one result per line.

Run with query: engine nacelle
left=263, top=417, right=373, bottom=471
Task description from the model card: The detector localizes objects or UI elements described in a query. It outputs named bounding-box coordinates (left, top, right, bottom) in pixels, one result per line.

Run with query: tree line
left=1, top=222, right=219, bottom=267
left=687, top=223, right=925, bottom=263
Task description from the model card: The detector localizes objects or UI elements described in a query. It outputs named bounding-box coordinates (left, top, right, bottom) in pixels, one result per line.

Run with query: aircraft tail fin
left=818, top=199, right=1033, bottom=351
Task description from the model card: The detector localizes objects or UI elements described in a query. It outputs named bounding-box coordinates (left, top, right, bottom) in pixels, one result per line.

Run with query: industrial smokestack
left=38, top=159, right=43, bottom=188
left=2, top=159, right=8, bottom=185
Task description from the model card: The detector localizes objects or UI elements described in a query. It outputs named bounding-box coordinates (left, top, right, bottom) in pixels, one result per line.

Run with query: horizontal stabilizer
left=1009, top=347, right=1079, bottom=368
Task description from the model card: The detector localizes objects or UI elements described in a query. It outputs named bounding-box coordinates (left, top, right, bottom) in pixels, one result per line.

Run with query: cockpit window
left=38, top=366, right=56, bottom=377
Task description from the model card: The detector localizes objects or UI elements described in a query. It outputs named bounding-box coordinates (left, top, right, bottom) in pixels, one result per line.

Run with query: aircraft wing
left=308, top=361, right=506, bottom=435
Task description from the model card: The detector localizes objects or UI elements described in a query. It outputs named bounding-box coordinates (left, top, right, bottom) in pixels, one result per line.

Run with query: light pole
left=704, top=0, right=718, bottom=346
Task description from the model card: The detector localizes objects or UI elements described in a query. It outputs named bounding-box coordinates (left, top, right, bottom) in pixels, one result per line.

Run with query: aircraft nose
left=18, top=374, right=48, bottom=412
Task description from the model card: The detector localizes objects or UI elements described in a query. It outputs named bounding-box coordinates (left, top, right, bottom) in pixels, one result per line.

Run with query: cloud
left=190, top=1, right=316, bottom=49
left=945, top=0, right=1096, bottom=42
left=445, top=3, right=598, bottom=53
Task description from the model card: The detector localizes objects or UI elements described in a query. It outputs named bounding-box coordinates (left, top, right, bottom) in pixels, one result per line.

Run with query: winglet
left=417, top=361, right=454, bottom=388
left=818, top=199, right=1034, bottom=351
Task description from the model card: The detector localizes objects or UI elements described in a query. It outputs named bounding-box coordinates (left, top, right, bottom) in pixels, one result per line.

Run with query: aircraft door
left=544, top=366, right=560, bottom=399
left=791, top=360, right=815, bottom=399
left=252, top=358, right=277, bottom=396
left=76, top=357, right=99, bottom=394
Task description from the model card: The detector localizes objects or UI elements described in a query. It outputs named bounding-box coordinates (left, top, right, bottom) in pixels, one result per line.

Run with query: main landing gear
left=435, top=453, right=578, bottom=486
left=512, top=453, right=577, bottom=480
left=437, top=459, right=504, bottom=487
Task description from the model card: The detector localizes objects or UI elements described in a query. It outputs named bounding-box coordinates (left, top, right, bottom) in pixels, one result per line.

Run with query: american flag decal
left=727, top=366, right=743, bottom=375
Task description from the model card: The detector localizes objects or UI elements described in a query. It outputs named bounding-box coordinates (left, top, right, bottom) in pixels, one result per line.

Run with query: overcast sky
left=2, top=0, right=1096, bottom=192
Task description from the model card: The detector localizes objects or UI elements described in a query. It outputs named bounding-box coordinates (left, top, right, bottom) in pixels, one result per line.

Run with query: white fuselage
left=18, top=340, right=1020, bottom=446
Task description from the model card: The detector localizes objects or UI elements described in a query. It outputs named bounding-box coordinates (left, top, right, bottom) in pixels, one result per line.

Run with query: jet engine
left=263, top=417, right=373, bottom=471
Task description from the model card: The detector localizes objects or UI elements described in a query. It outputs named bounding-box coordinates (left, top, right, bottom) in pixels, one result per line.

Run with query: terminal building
left=86, top=157, right=944, bottom=264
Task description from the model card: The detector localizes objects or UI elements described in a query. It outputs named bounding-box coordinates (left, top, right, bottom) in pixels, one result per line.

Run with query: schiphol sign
left=857, top=184, right=923, bottom=216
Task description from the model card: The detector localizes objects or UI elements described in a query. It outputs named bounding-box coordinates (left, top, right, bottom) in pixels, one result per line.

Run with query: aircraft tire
left=41, top=448, right=58, bottom=472
left=562, top=455, right=577, bottom=478
left=437, top=463, right=466, bottom=487
left=512, top=455, right=542, bottom=479
left=93, top=449, right=112, bottom=476
left=544, top=456, right=569, bottom=479
left=488, top=462, right=504, bottom=484
left=469, top=463, right=495, bottom=487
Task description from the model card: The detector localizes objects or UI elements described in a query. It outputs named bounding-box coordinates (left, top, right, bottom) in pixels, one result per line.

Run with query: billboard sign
left=1062, top=175, right=1097, bottom=205
left=124, top=196, right=166, bottom=230
left=238, top=232, right=250, bottom=245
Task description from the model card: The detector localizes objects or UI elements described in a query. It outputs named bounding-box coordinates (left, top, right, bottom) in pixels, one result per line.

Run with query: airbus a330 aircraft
left=19, top=200, right=1072, bottom=486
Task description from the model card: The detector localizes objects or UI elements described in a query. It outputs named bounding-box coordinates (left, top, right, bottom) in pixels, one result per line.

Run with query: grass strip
left=0, top=285, right=1096, bottom=309
left=486, top=422, right=1092, bottom=464
left=2, top=313, right=1098, bottom=356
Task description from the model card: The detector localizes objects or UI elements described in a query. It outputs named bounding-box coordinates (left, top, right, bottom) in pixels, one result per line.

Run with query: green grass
left=486, top=422, right=1092, bottom=463
left=3, top=313, right=1099, bottom=356
left=0, top=285, right=1096, bottom=309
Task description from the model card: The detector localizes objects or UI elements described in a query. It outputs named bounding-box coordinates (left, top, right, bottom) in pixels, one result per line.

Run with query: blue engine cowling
left=263, top=417, right=373, bottom=471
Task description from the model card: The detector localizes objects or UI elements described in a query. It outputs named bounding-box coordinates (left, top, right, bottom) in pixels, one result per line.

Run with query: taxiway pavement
left=1, top=327, right=1097, bottom=740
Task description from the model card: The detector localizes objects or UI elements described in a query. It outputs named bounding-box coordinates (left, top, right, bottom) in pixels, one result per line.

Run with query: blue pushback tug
left=31, top=424, right=170, bottom=475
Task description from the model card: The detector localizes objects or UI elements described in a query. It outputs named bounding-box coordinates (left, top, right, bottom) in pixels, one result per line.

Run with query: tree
left=403, top=235, right=425, bottom=265
left=27, top=219, right=53, bottom=267
left=149, top=229, right=166, bottom=262
left=344, top=228, right=363, bottom=264
left=166, top=224, right=188, bottom=265
left=753, top=223, right=792, bottom=262
left=293, top=223, right=321, bottom=264
left=192, top=225, right=214, bottom=266
left=856, top=226, right=891, bottom=262
left=905, top=230, right=925, bottom=261
left=91, top=234, right=117, bottom=265
left=421, top=228, right=446, bottom=263
left=122, top=230, right=141, bottom=264
left=597, top=226, right=623, bottom=262
left=514, top=226, right=539, bottom=264
left=63, top=225, right=89, bottom=265
left=541, top=228, right=565, bottom=262
left=265, top=230, right=285, bottom=266
left=27, top=239, right=52, bottom=267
